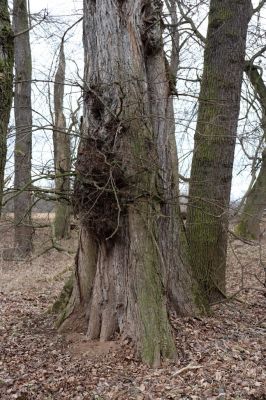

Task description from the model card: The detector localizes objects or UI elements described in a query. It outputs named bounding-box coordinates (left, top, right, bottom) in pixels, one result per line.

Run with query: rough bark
left=158, top=0, right=197, bottom=312
left=186, top=0, right=252, bottom=305
left=235, top=64, right=266, bottom=240
left=0, top=0, right=14, bottom=216
left=13, top=0, right=33, bottom=258
left=53, top=43, right=71, bottom=240
left=57, top=0, right=199, bottom=366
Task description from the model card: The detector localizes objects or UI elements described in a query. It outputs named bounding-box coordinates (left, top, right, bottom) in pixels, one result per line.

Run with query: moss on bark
left=52, top=274, right=73, bottom=316
left=186, top=0, right=251, bottom=305
left=54, top=283, right=74, bottom=327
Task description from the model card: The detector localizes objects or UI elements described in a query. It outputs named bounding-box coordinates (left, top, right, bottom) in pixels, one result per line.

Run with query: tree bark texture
left=235, top=64, right=266, bottom=240
left=186, top=0, right=252, bottom=304
left=0, top=0, right=14, bottom=216
left=58, top=0, right=198, bottom=366
left=53, top=43, right=71, bottom=240
left=13, top=0, right=33, bottom=257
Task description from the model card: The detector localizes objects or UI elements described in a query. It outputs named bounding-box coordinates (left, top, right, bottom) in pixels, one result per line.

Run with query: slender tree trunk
left=53, top=43, right=71, bottom=240
left=57, top=0, right=199, bottom=366
left=236, top=148, right=266, bottom=239
left=235, top=63, right=266, bottom=239
left=186, top=0, right=252, bottom=305
left=13, top=0, right=33, bottom=257
left=158, top=0, right=197, bottom=312
left=0, top=0, right=14, bottom=216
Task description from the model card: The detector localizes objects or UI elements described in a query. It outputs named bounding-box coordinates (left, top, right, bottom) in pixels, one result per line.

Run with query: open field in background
left=0, top=214, right=265, bottom=399
left=0, top=213, right=76, bottom=296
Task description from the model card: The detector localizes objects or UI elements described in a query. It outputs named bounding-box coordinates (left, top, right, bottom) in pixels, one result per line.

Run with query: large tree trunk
left=235, top=63, right=266, bottom=240
left=0, top=0, right=14, bottom=216
left=53, top=43, right=71, bottom=240
left=186, top=0, right=252, bottom=305
left=13, top=0, right=33, bottom=257
left=57, top=0, right=199, bottom=366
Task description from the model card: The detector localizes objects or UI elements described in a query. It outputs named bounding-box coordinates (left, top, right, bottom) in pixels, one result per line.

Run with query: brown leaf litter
left=0, top=216, right=265, bottom=399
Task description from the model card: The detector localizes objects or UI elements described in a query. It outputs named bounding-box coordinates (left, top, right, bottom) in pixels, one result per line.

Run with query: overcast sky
left=7, top=0, right=266, bottom=201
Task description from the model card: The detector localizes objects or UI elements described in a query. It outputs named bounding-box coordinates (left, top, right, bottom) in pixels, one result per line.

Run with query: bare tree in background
left=53, top=42, right=71, bottom=240
left=186, top=0, right=252, bottom=306
left=236, top=62, right=266, bottom=239
left=0, top=0, right=14, bottom=216
left=12, top=0, right=33, bottom=258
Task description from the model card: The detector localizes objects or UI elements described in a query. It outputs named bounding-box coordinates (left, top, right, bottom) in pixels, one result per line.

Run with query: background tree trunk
left=186, top=0, right=252, bottom=305
left=57, top=0, right=199, bottom=366
left=0, top=0, right=14, bottom=216
left=53, top=43, right=71, bottom=240
left=236, top=148, right=266, bottom=240
left=235, top=63, right=266, bottom=239
left=159, top=0, right=198, bottom=312
left=13, top=0, right=33, bottom=258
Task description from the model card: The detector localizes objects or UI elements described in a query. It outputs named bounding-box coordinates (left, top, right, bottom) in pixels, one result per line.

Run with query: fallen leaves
left=0, top=219, right=265, bottom=399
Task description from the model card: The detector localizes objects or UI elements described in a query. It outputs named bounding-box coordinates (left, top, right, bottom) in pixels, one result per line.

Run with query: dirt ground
left=0, top=214, right=265, bottom=400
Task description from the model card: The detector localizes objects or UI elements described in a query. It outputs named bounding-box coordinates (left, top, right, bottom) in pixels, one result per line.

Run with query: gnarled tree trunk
left=53, top=43, right=71, bottom=240
left=57, top=0, right=199, bottom=366
left=0, top=0, right=14, bottom=216
left=12, top=0, right=33, bottom=258
left=235, top=63, right=266, bottom=240
left=186, top=0, right=252, bottom=305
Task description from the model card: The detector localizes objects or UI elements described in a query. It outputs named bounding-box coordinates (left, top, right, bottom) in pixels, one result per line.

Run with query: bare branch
left=176, top=0, right=206, bottom=45
left=249, top=44, right=266, bottom=65
left=253, top=0, right=266, bottom=14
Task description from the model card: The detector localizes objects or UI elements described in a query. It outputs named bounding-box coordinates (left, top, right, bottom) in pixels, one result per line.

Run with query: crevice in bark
left=57, top=228, right=98, bottom=332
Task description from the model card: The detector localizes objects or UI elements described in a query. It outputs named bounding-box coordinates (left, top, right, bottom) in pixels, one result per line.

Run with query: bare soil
left=0, top=215, right=265, bottom=400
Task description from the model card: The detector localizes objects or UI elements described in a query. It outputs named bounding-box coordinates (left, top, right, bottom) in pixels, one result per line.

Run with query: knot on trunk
left=140, top=1, right=163, bottom=56
left=73, top=135, right=127, bottom=240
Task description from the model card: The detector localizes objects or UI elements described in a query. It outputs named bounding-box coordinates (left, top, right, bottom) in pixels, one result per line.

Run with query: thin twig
left=173, top=364, right=202, bottom=376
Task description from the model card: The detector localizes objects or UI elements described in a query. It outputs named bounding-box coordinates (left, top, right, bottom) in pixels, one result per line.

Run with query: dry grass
left=0, top=213, right=76, bottom=296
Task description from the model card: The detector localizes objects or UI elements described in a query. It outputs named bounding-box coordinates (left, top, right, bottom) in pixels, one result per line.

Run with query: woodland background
left=0, top=0, right=266, bottom=399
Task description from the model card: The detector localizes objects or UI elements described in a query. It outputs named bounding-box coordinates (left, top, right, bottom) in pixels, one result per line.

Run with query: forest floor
left=0, top=214, right=265, bottom=400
